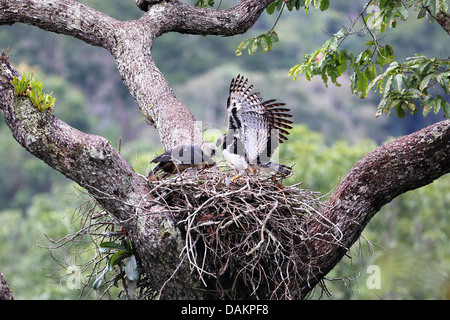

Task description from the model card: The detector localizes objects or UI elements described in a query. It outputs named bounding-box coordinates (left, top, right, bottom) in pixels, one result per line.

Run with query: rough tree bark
left=0, top=0, right=449, bottom=299
left=0, top=273, right=14, bottom=300
left=425, top=6, right=450, bottom=35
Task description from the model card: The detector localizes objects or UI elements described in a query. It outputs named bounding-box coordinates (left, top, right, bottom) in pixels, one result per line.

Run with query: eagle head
left=201, top=142, right=217, bottom=166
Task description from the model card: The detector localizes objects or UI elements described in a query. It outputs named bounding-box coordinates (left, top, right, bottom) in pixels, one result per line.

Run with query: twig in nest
left=245, top=200, right=278, bottom=256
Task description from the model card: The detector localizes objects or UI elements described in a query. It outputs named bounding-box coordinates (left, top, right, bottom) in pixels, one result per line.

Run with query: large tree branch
left=0, top=60, right=204, bottom=299
left=425, top=7, right=450, bottom=35
left=0, top=0, right=276, bottom=150
left=111, top=19, right=204, bottom=149
left=149, top=0, right=276, bottom=37
left=0, top=0, right=119, bottom=50
left=0, top=0, right=205, bottom=150
left=300, top=119, right=450, bottom=297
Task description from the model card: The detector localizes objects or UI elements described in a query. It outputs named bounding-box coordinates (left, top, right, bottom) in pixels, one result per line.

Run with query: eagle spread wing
left=148, top=143, right=217, bottom=178
left=220, top=74, right=293, bottom=177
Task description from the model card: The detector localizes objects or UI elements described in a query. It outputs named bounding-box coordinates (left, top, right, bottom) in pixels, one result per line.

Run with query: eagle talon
left=230, top=174, right=243, bottom=182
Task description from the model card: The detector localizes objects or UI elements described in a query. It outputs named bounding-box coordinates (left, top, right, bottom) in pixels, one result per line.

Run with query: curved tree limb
left=0, top=0, right=202, bottom=149
left=300, top=119, right=450, bottom=297
left=151, top=0, right=277, bottom=37
left=0, top=0, right=276, bottom=150
left=1, top=0, right=449, bottom=300
left=0, top=60, right=204, bottom=299
left=0, top=0, right=118, bottom=50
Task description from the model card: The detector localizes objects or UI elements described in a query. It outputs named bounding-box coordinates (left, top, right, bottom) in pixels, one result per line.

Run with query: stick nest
left=147, top=165, right=326, bottom=299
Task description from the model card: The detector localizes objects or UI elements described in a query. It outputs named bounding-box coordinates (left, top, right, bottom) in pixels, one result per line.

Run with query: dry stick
left=245, top=200, right=278, bottom=256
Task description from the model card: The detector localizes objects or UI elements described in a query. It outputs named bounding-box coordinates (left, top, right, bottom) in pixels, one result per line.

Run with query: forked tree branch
left=0, top=60, right=203, bottom=299
left=0, top=0, right=276, bottom=150
left=1, top=0, right=449, bottom=299
left=299, top=119, right=450, bottom=297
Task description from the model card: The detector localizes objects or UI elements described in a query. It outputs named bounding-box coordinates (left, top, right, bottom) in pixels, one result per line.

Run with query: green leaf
left=92, top=276, right=103, bottom=290
left=235, top=39, right=251, bottom=56
left=436, top=73, right=450, bottom=94
left=365, top=65, right=377, bottom=82
left=267, top=29, right=279, bottom=43
left=195, top=0, right=215, bottom=8
left=93, top=267, right=108, bottom=290
left=368, top=73, right=384, bottom=93
left=338, top=53, right=348, bottom=75
left=341, top=49, right=354, bottom=61
left=319, top=0, right=329, bottom=11
left=366, top=10, right=383, bottom=30
left=417, top=60, right=432, bottom=74
left=439, top=95, right=450, bottom=117
left=434, top=95, right=442, bottom=114
left=385, top=45, right=395, bottom=60
left=377, top=45, right=394, bottom=66
left=99, top=241, right=126, bottom=251
left=417, top=6, right=427, bottom=19
left=354, top=51, right=365, bottom=64
left=256, top=35, right=272, bottom=53
left=392, top=74, right=404, bottom=91
left=266, top=1, right=277, bottom=14
left=376, top=97, right=388, bottom=117
left=426, top=0, right=437, bottom=13
left=321, top=66, right=329, bottom=87
left=423, top=101, right=433, bottom=116
left=396, top=6, right=408, bottom=20
left=395, top=101, right=406, bottom=119
left=248, top=38, right=259, bottom=55
left=381, top=74, right=393, bottom=97
left=113, top=271, right=126, bottom=288
left=357, top=72, right=368, bottom=98
left=419, top=73, right=434, bottom=91
left=107, top=250, right=128, bottom=271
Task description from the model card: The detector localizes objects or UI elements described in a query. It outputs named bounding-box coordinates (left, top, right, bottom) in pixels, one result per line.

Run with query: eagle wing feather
left=225, top=75, right=293, bottom=165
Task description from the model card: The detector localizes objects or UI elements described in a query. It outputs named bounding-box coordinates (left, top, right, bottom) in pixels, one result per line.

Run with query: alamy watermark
left=366, top=264, right=381, bottom=290
left=66, top=265, right=84, bottom=290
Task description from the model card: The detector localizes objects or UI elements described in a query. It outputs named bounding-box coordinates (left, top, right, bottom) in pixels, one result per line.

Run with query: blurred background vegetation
left=0, top=0, right=448, bottom=299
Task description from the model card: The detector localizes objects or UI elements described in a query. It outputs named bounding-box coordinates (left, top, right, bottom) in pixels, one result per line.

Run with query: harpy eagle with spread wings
left=217, top=75, right=293, bottom=180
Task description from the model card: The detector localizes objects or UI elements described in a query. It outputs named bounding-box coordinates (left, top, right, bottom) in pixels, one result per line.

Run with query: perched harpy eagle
left=217, top=75, right=293, bottom=179
left=148, top=142, right=217, bottom=178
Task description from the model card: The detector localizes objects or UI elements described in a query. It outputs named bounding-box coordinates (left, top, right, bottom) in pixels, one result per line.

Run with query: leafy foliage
left=287, top=0, right=450, bottom=118
left=93, top=239, right=140, bottom=291
left=195, top=0, right=215, bottom=8
left=235, top=0, right=329, bottom=56
left=11, top=73, right=55, bottom=112
left=235, top=30, right=279, bottom=56
left=267, top=0, right=330, bottom=13
left=370, top=56, right=450, bottom=118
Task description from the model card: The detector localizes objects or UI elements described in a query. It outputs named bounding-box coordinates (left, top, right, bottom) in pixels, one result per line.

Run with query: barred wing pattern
left=226, top=75, right=293, bottom=165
